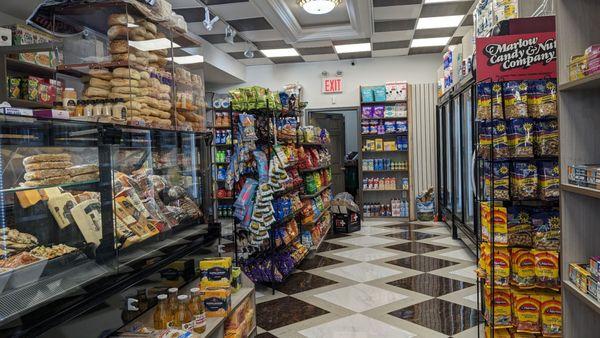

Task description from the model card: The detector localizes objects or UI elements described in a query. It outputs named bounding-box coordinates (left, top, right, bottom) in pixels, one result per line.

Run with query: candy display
left=361, top=119, right=407, bottom=135
left=362, top=159, right=408, bottom=171
left=362, top=136, right=408, bottom=152
left=363, top=199, right=408, bottom=218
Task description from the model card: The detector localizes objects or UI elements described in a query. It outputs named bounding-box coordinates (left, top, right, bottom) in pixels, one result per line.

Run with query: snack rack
left=357, top=85, right=412, bottom=220
left=475, top=77, right=561, bottom=338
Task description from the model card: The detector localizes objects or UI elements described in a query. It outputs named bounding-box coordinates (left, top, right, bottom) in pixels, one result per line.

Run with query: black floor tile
left=386, top=231, right=439, bottom=240
left=257, top=333, right=278, bottom=338
left=326, top=232, right=350, bottom=239
left=386, top=242, right=447, bottom=254
left=297, top=255, right=343, bottom=270
left=385, top=223, right=433, bottom=230
left=317, top=242, right=347, bottom=253
left=275, top=271, right=337, bottom=295
left=257, top=296, right=329, bottom=331
left=389, top=298, right=479, bottom=336
left=386, top=256, right=458, bottom=272
left=387, top=273, right=474, bottom=297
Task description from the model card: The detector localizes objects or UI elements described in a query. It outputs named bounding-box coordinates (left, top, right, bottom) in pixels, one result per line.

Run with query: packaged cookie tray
left=40, top=247, right=91, bottom=278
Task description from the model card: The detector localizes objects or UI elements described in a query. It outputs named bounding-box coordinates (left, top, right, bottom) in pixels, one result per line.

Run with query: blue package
left=361, top=87, right=374, bottom=103
left=373, top=86, right=387, bottom=102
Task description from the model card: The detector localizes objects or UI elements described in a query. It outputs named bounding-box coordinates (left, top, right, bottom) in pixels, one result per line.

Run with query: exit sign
left=322, top=77, right=343, bottom=94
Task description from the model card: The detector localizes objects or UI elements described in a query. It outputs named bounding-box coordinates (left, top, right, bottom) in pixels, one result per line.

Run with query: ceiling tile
left=207, top=1, right=261, bottom=20
left=373, top=5, right=421, bottom=20
left=254, top=40, right=292, bottom=49
left=372, top=49, right=409, bottom=57
left=332, top=38, right=371, bottom=45
left=420, top=2, right=473, bottom=17
left=271, top=56, right=305, bottom=64
left=449, top=36, right=463, bottom=45
left=297, top=46, right=336, bottom=55
left=228, top=17, right=272, bottom=32
left=409, top=46, right=445, bottom=55
left=228, top=51, right=265, bottom=59
left=187, top=21, right=229, bottom=36
left=373, top=0, right=422, bottom=6
left=413, top=27, right=457, bottom=39
left=371, top=31, right=414, bottom=42
left=302, top=54, right=340, bottom=62
left=205, top=0, right=249, bottom=4
left=292, top=40, right=334, bottom=48
left=241, top=29, right=284, bottom=41
left=239, top=58, right=274, bottom=66
left=372, top=40, right=410, bottom=50
left=338, top=51, right=372, bottom=60
left=374, top=19, right=416, bottom=32
left=200, top=34, right=244, bottom=44
left=168, top=0, right=201, bottom=9
left=173, top=7, right=206, bottom=23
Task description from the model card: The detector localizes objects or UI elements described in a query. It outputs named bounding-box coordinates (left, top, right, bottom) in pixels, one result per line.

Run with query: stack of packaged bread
left=21, top=154, right=101, bottom=187
left=174, top=67, right=205, bottom=131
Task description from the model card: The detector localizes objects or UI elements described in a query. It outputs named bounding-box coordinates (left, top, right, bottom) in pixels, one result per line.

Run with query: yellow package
left=383, top=141, right=396, bottom=151
left=533, top=250, right=560, bottom=289
left=375, top=138, right=383, bottom=151
left=484, top=327, right=510, bottom=338
left=484, top=286, right=512, bottom=328
left=481, top=202, right=508, bottom=246
left=513, top=333, right=537, bottom=338
left=487, top=248, right=510, bottom=287
left=541, top=294, right=562, bottom=337
left=511, top=248, right=536, bottom=288
left=512, top=290, right=541, bottom=334
left=200, top=257, right=232, bottom=289
left=202, top=287, right=231, bottom=317
left=365, top=139, right=375, bottom=151
left=478, top=242, right=491, bottom=277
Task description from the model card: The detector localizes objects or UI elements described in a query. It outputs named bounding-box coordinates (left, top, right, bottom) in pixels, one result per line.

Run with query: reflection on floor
left=254, top=221, right=482, bottom=338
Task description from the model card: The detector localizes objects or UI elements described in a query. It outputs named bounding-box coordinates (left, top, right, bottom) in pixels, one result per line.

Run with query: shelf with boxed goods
left=0, top=114, right=217, bottom=337
left=0, top=0, right=207, bottom=132
left=358, top=82, right=412, bottom=219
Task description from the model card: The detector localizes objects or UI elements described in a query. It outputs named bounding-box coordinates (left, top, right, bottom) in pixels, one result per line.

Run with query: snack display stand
left=555, top=0, right=600, bottom=336
left=0, top=1, right=223, bottom=336
left=358, top=83, right=412, bottom=220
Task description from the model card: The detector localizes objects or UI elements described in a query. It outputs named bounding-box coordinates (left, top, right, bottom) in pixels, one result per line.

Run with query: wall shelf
left=559, top=72, right=600, bottom=91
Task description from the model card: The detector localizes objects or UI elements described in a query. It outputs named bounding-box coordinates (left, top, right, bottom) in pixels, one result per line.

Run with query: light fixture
left=411, top=37, right=451, bottom=48
left=244, top=44, right=255, bottom=58
left=128, top=38, right=180, bottom=51
left=203, top=6, right=219, bottom=31
left=334, top=43, right=371, bottom=54
left=297, top=0, right=341, bottom=15
left=416, top=15, right=464, bottom=29
left=224, top=25, right=236, bottom=45
left=167, top=55, right=204, bottom=64
left=260, top=48, right=299, bottom=58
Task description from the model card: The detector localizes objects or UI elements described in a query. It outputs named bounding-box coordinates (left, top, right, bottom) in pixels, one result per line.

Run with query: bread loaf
left=108, top=13, right=135, bottom=26
left=111, top=78, right=139, bottom=87
left=107, top=25, right=128, bottom=40
left=112, top=86, right=141, bottom=95
left=109, top=92, right=136, bottom=100
left=113, top=67, right=141, bottom=80
left=89, top=68, right=113, bottom=81
left=89, top=77, right=111, bottom=90
left=111, top=53, right=136, bottom=63
left=109, top=40, right=129, bottom=54
left=24, top=169, right=69, bottom=181
left=84, top=86, right=110, bottom=98
left=25, top=161, right=72, bottom=171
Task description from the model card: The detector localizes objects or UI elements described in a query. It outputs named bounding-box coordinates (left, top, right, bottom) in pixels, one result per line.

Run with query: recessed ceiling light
left=166, top=55, right=204, bottom=64
left=129, top=38, right=180, bottom=51
left=424, top=0, right=466, bottom=3
left=411, top=37, right=451, bottom=48
left=261, top=48, right=299, bottom=58
left=334, top=43, right=371, bottom=54
left=298, top=0, right=341, bottom=15
left=416, top=15, right=464, bottom=30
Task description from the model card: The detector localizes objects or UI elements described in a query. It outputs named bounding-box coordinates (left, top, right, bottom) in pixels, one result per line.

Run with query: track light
left=224, top=25, right=236, bottom=45
left=203, top=6, right=219, bottom=31
left=244, top=44, right=254, bottom=58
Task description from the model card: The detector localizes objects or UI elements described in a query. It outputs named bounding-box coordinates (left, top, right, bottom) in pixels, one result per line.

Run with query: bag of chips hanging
left=507, top=118, right=534, bottom=158
left=504, top=81, right=529, bottom=119
left=512, top=291, right=542, bottom=334
left=534, top=119, right=559, bottom=157
left=477, top=82, right=493, bottom=121
left=540, top=294, right=562, bottom=337
left=484, top=285, right=512, bottom=327
left=492, top=82, right=505, bottom=119
left=534, top=250, right=560, bottom=289
left=511, top=248, right=536, bottom=288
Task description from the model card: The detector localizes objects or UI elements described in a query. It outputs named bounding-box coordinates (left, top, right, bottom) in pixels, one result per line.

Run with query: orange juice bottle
left=167, top=288, right=178, bottom=316
left=172, top=295, right=194, bottom=331
left=189, top=287, right=207, bottom=333
left=153, top=294, right=172, bottom=329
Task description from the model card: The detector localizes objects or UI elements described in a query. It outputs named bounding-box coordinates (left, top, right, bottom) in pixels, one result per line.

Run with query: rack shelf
left=299, top=183, right=332, bottom=199
left=361, top=117, right=407, bottom=120
left=7, top=58, right=56, bottom=77
left=298, top=164, right=331, bottom=173
left=360, top=100, right=407, bottom=105
left=302, top=205, right=331, bottom=227
left=361, top=133, right=407, bottom=137
left=298, top=142, right=329, bottom=147
left=364, top=189, right=408, bottom=192
left=6, top=98, right=53, bottom=109
left=362, top=150, right=407, bottom=154
left=309, top=223, right=332, bottom=252
left=363, top=169, right=408, bottom=173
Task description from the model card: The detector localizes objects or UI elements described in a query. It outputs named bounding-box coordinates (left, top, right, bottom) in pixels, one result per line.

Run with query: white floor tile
left=354, top=227, right=397, bottom=236
left=438, top=248, right=475, bottom=262
left=299, top=313, right=417, bottom=338
left=314, top=283, right=408, bottom=312
left=464, top=292, right=478, bottom=303
left=338, top=236, right=396, bottom=247
left=362, top=220, right=400, bottom=227
left=332, top=247, right=397, bottom=262
left=416, top=227, right=451, bottom=235
left=325, top=262, right=402, bottom=282
left=430, top=236, right=464, bottom=247
left=448, top=265, right=478, bottom=280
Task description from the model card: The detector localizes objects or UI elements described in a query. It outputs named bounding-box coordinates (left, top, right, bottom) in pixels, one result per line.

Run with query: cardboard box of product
left=0, top=107, right=34, bottom=116
left=7, top=24, right=60, bottom=68
left=375, top=139, right=383, bottom=151
left=33, top=109, right=70, bottom=119
left=0, top=27, right=11, bottom=46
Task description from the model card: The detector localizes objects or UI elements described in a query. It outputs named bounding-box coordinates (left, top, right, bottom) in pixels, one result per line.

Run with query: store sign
left=476, top=32, right=557, bottom=82
left=322, top=77, right=343, bottom=94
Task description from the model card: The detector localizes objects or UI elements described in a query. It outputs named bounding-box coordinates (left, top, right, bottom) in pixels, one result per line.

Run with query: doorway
left=308, top=109, right=356, bottom=196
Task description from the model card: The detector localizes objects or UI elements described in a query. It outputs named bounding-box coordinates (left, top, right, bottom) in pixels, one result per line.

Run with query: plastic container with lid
left=62, top=88, right=77, bottom=115
left=112, top=98, right=127, bottom=119
left=102, top=99, right=113, bottom=116
left=84, top=100, right=94, bottom=117
left=92, top=100, right=104, bottom=116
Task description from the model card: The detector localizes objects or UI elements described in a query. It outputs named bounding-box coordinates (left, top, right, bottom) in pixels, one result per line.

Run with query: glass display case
left=0, top=1, right=217, bottom=336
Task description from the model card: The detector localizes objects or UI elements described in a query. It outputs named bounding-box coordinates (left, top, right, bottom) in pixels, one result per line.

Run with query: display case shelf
left=6, top=58, right=56, bottom=77
left=361, top=117, right=407, bottom=120
left=6, top=98, right=53, bottom=109
left=361, top=133, right=407, bottom=137
left=0, top=179, right=100, bottom=194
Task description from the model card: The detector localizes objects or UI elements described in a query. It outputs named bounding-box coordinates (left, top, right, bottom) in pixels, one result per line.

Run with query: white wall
left=209, top=53, right=440, bottom=110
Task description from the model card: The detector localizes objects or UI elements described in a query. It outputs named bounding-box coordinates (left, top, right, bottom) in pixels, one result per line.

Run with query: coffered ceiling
left=170, top=0, right=476, bottom=65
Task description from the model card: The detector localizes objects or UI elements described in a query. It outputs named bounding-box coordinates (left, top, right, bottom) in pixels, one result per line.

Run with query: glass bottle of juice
left=167, top=288, right=178, bottom=316
left=153, top=294, right=172, bottom=329
left=189, top=288, right=207, bottom=334
left=172, top=295, right=194, bottom=331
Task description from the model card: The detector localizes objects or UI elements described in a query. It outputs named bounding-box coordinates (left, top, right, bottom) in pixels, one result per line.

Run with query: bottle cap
left=168, top=288, right=178, bottom=293
left=157, top=294, right=167, bottom=300
left=177, top=295, right=188, bottom=301
left=190, top=287, right=200, bottom=293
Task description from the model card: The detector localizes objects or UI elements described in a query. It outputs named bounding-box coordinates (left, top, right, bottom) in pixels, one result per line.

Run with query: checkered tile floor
left=254, top=221, right=483, bottom=338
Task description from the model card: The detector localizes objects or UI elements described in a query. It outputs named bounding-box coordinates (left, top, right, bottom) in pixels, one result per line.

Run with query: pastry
left=25, top=161, right=72, bottom=171
left=23, top=153, right=71, bottom=165
left=107, top=25, right=129, bottom=40
left=108, top=13, right=135, bottom=26
left=89, top=68, right=113, bottom=81
left=89, top=77, right=111, bottom=90
left=22, top=175, right=71, bottom=187
left=111, top=78, right=139, bottom=87
left=113, top=67, right=141, bottom=80
left=71, top=173, right=99, bottom=183
left=67, top=164, right=99, bottom=176
left=111, top=52, right=136, bottom=63
left=84, top=86, right=110, bottom=98
left=109, top=40, right=129, bottom=54
left=138, top=20, right=157, bottom=35
left=24, top=169, right=69, bottom=181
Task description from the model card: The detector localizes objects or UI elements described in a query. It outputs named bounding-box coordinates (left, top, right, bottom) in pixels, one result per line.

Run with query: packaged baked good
left=503, top=81, right=528, bottom=119
left=507, top=118, right=534, bottom=158
left=491, top=83, right=504, bottom=119
left=476, top=82, right=492, bottom=121
left=492, top=120, right=509, bottom=160
left=484, top=161, right=510, bottom=201
left=534, top=119, right=559, bottom=157
left=511, top=162, right=538, bottom=200
left=113, top=67, right=141, bottom=80
left=538, top=161, right=559, bottom=201
left=532, top=210, right=560, bottom=250
left=88, top=68, right=112, bottom=81
left=108, top=13, right=135, bottom=26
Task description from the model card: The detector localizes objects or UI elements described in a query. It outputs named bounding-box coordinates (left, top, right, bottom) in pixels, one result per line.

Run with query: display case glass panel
left=452, top=96, right=463, bottom=221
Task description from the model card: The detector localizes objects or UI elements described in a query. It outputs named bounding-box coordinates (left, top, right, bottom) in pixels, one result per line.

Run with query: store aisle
left=254, top=221, right=481, bottom=338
